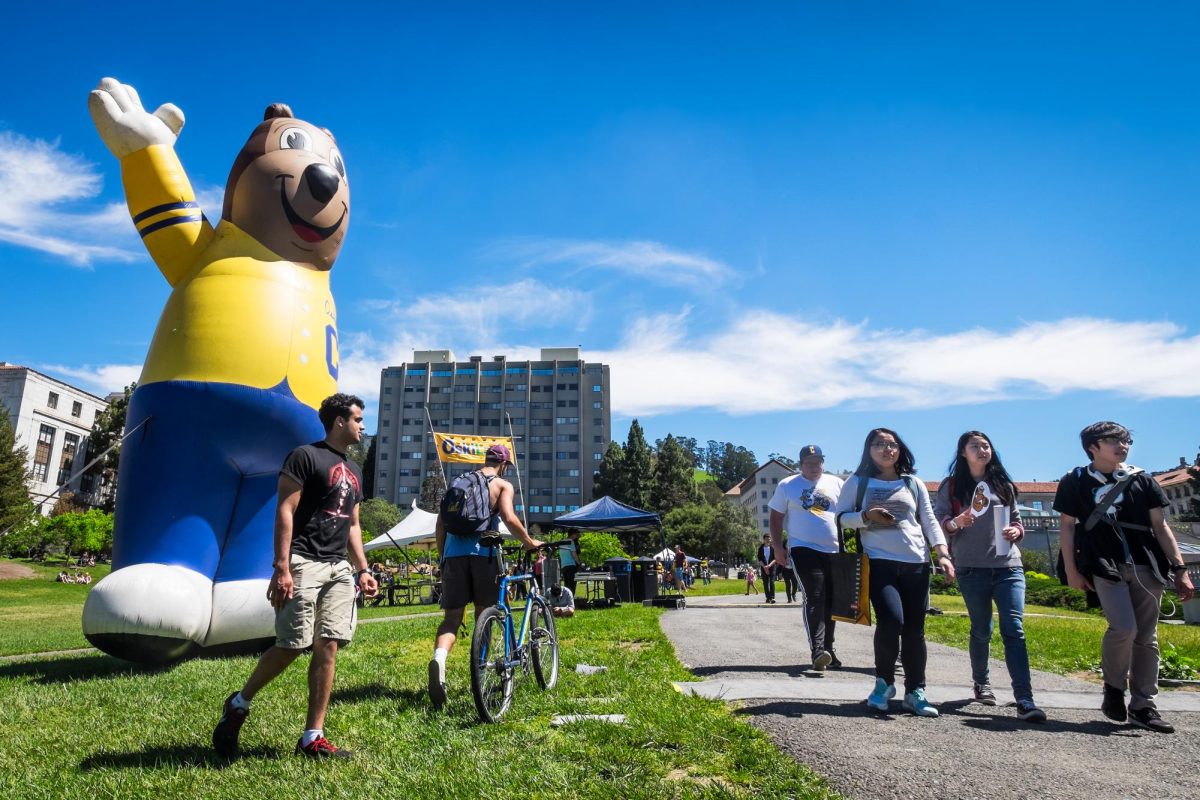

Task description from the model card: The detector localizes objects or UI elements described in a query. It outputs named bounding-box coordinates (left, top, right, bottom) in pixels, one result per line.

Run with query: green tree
left=710, top=501, right=759, bottom=562
left=418, top=470, right=447, bottom=513
left=578, top=532, right=629, bottom=567
left=360, top=436, right=378, bottom=498
left=716, top=443, right=758, bottom=491
left=650, top=434, right=697, bottom=513
left=768, top=452, right=799, bottom=470
left=622, top=419, right=654, bottom=510
left=593, top=441, right=625, bottom=501
left=360, top=497, right=403, bottom=539
left=87, top=382, right=135, bottom=511
left=662, top=502, right=716, bottom=555
left=44, top=509, right=114, bottom=556
left=0, top=401, right=34, bottom=536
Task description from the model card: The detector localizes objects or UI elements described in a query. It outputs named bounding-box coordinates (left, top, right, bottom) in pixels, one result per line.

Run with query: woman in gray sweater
left=935, top=430, right=1046, bottom=723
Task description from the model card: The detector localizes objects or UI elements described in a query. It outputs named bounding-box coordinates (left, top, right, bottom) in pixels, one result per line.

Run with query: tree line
left=593, top=420, right=762, bottom=561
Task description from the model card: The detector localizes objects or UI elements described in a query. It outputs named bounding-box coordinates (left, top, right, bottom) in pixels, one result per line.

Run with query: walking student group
left=208, top=396, right=1196, bottom=759
left=765, top=423, right=1193, bottom=731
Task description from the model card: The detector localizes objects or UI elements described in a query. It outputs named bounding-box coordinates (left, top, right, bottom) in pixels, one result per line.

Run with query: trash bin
left=605, top=558, right=631, bottom=603
left=629, top=557, right=658, bottom=601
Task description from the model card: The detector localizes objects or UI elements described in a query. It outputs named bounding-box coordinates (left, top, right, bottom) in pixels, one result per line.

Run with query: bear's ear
left=263, top=103, right=294, bottom=121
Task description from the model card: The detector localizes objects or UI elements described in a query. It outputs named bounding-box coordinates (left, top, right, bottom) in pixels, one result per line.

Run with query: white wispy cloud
left=489, top=237, right=738, bottom=288
left=42, top=363, right=142, bottom=396
left=0, top=130, right=224, bottom=268
left=337, top=279, right=592, bottom=408
left=594, top=314, right=1200, bottom=416
left=0, top=131, right=139, bottom=267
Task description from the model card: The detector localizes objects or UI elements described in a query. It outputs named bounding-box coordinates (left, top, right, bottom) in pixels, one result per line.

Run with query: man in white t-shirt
left=769, top=445, right=844, bottom=671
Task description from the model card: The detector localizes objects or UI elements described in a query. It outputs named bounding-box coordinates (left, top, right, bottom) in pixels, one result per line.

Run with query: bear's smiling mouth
left=278, top=176, right=347, bottom=243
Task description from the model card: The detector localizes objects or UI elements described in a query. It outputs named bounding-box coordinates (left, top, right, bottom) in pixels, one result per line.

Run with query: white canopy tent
left=363, top=501, right=513, bottom=552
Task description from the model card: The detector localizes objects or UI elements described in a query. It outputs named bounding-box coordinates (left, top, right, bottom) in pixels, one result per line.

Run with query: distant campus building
left=373, top=348, right=611, bottom=527
left=0, top=363, right=109, bottom=514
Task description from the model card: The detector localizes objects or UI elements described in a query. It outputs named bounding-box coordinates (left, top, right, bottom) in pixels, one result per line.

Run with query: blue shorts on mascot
left=82, top=78, right=351, bottom=664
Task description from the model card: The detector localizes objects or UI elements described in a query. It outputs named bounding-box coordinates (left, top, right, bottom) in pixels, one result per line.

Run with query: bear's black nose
left=303, top=163, right=340, bottom=205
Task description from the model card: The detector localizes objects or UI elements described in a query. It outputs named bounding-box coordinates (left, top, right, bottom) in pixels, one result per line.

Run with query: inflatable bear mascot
left=82, top=78, right=350, bottom=663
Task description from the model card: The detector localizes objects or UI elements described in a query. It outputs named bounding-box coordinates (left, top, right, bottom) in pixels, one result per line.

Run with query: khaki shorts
left=276, top=555, right=355, bottom=649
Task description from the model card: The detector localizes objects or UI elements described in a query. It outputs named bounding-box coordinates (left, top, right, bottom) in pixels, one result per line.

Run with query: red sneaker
left=295, top=735, right=353, bottom=760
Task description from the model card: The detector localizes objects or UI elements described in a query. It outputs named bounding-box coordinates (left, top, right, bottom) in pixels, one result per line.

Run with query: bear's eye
left=329, top=148, right=347, bottom=180
left=279, top=127, right=313, bottom=152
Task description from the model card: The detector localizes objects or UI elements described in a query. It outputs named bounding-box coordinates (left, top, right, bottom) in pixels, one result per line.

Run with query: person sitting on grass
left=547, top=583, right=575, bottom=618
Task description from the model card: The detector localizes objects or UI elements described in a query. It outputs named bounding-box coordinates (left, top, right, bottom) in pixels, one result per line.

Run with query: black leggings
left=868, top=558, right=930, bottom=693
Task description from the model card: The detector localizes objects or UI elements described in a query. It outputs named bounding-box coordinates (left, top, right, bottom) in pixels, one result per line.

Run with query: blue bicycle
left=469, top=539, right=570, bottom=722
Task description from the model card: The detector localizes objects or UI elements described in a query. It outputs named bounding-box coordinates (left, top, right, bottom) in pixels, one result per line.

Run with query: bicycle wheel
left=470, top=606, right=514, bottom=723
left=530, top=597, right=559, bottom=689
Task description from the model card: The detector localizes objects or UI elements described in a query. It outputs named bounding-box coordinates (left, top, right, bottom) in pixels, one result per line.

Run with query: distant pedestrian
left=769, top=444, right=845, bottom=671
left=936, top=431, right=1045, bottom=723
left=837, top=428, right=954, bottom=717
left=673, top=545, right=688, bottom=594
left=745, top=565, right=758, bottom=595
left=212, top=393, right=378, bottom=760
left=757, top=534, right=778, bottom=604
left=1056, top=421, right=1194, bottom=733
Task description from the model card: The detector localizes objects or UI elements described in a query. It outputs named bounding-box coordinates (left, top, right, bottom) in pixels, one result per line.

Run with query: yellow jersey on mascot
left=82, top=78, right=351, bottom=664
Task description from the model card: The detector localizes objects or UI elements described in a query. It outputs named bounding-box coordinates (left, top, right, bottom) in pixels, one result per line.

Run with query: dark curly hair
left=318, top=393, right=364, bottom=432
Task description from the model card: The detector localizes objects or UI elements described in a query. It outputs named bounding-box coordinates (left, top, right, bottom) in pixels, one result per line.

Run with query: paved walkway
left=661, top=594, right=1200, bottom=800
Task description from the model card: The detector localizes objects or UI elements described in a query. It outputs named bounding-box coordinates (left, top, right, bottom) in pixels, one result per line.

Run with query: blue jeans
left=956, top=566, right=1033, bottom=702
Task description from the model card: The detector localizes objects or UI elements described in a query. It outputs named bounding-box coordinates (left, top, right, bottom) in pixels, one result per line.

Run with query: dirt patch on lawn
left=0, top=563, right=36, bottom=580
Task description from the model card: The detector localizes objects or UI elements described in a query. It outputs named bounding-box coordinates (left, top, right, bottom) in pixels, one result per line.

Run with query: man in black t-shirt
left=1055, top=421, right=1193, bottom=734
left=212, top=393, right=378, bottom=760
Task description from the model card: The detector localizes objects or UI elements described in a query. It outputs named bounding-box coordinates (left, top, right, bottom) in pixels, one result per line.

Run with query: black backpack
left=439, top=471, right=494, bottom=536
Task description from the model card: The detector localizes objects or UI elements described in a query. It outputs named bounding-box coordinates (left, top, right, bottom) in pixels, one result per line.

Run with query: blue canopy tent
left=553, top=498, right=682, bottom=607
left=552, top=496, right=662, bottom=534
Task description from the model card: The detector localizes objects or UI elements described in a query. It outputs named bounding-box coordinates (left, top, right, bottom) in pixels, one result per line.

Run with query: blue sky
left=2, top=3, right=1199, bottom=482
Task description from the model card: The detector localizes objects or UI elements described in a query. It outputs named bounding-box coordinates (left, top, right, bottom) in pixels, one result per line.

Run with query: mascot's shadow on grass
left=81, top=78, right=351, bottom=664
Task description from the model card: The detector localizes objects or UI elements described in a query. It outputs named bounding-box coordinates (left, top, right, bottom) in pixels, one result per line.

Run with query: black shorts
left=441, top=555, right=502, bottom=609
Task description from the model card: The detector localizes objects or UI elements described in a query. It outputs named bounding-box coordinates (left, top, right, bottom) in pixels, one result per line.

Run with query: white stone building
left=0, top=363, right=109, bottom=513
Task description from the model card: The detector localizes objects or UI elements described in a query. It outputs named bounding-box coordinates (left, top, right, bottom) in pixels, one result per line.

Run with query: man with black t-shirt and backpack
left=1056, top=421, right=1194, bottom=733
left=212, top=394, right=378, bottom=760
left=428, top=444, right=542, bottom=710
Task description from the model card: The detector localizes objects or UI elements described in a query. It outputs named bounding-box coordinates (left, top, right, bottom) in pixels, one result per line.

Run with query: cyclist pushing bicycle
left=428, top=444, right=542, bottom=711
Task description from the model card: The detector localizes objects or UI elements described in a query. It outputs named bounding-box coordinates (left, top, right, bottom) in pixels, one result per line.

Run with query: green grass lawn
left=926, top=593, right=1200, bottom=678
left=0, top=559, right=111, bottom=657
left=0, top=599, right=838, bottom=799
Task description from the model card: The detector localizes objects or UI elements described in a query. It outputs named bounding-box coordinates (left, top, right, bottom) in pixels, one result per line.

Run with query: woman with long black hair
left=935, top=431, right=1046, bottom=723
left=836, top=427, right=953, bottom=717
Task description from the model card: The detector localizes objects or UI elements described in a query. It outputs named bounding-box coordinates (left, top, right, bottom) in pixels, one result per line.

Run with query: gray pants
left=1092, top=564, right=1164, bottom=711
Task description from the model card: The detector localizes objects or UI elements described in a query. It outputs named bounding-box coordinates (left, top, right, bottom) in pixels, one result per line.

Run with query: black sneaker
left=212, top=692, right=249, bottom=758
left=1101, top=683, right=1127, bottom=722
left=973, top=683, right=997, bottom=706
left=428, top=658, right=447, bottom=710
left=828, top=652, right=843, bottom=670
left=1016, top=699, right=1047, bottom=723
left=1128, top=706, right=1174, bottom=734
left=295, top=736, right=353, bottom=759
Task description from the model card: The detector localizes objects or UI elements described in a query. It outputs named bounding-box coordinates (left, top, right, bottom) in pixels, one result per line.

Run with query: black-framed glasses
left=1098, top=436, right=1132, bottom=447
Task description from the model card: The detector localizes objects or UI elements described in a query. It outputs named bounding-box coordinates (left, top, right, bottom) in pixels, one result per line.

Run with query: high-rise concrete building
left=373, top=347, right=611, bottom=527
left=0, top=363, right=110, bottom=513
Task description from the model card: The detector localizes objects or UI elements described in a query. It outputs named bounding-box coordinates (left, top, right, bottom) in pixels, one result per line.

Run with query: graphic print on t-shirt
left=865, top=485, right=911, bottom=521
left=325, top=462, right=362, bottom=521
left=800, top=488, right=833, bottom=516
left=1092, top=482, right=1125, bottom=518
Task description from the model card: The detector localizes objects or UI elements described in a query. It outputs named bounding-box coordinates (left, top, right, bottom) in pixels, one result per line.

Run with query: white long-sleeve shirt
left=835, top=474, right=946, bottom=564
